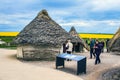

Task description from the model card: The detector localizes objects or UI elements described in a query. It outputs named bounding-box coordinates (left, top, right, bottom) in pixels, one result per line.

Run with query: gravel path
left=0, top=48, right=120, bottom=80
left=0, top=49, right=82, bottom=80
left=80, top=52, right=120, bottom=80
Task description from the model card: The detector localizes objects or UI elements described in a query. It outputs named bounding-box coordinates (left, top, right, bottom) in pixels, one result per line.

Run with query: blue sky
left=0, top=0, right=120, bottom=33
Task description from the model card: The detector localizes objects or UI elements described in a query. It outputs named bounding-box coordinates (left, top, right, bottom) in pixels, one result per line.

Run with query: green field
left=0, top=36, right=109, bottom=49
left=0, top=36, right=16, bottom=49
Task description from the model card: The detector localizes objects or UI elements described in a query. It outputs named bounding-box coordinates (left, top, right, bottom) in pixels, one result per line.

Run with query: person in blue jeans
left=94, top=40, right=102, bottom=65
left=90, top=39, right=96, bottom=59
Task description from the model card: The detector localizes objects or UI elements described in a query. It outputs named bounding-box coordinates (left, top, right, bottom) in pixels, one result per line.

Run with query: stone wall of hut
left=17, top=45, right=60, bottom=60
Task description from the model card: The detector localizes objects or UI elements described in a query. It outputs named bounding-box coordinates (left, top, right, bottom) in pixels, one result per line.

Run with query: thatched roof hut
left=109, top=27, right=120, bottom=52
left=69, top=26, right=89, bottom=52
left=13, top=9, right=79, bottom=60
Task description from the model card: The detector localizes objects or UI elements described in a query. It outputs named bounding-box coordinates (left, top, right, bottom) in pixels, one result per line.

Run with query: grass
left=0, top=36, right=17, bottom=49
left=0, top=36, right=15, bottom=43
left=0, top=45, right=17, bottom=49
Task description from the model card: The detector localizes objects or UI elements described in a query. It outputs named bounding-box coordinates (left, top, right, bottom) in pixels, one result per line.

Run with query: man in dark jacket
left=90, top=39, right=96, bottom=59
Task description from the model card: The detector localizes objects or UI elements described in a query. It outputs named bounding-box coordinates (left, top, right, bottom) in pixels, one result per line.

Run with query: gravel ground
left=0, top=48, right=120, bottom=80
left=0, top=49, right=82, bottom=80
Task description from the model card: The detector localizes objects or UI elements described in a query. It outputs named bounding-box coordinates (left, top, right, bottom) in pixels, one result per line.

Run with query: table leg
left=56, top=57, right=64, bottom=69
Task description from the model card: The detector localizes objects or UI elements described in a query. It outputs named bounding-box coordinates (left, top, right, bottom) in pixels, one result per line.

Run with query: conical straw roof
left=69, top=26, right=89, bottom=51
left=109, top=27, right=120, bottom=52
left=13, top=10, right=78, bottom=48
left=69, top=26, right=83, bottom=42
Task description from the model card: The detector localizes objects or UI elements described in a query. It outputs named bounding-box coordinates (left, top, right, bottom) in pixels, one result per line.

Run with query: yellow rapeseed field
left=0, top=32, right=19, bottom=36
left=0, top=32, right=114, bottom=39
left=79, top=33, right=113, bottom=39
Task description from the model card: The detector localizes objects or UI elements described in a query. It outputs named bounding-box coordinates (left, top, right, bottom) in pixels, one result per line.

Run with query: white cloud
left=50, top=10, right=71, bottom=17
left=59, top=19, right=120, bottom=31
left=0, top=11, right=37, bottom=26
left=60, top=20, right=91, bottom=27
left=0, top=20, right=13, bottom=25
left=86, top=0, right=120, bottom=11
left=1, top=0, right=36, bottom=5
left=105, top=20, right=120, bottom=26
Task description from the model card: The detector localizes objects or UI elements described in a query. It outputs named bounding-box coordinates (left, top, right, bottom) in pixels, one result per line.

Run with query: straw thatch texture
left=69, top=26, right=89, bottom=51
left=109, top=27, right=120, bottom=52
left=14, top=10, right=78, bottom=48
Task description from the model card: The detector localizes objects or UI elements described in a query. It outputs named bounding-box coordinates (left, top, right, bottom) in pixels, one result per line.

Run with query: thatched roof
left=109, top=27, right=120, bottom=52
left=69, top=26, right=83, bottom=42
left=13, top=10, right=79, bottom=47
left=69, top=27, right=83, bottom=42
left=69, top=26, right=90, bottom=51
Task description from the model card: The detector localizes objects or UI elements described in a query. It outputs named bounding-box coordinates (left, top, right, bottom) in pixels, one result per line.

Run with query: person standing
left=85, top=39, right=88, bottom=45
left=94, top=40, right=102, bottom=65
left=101, top=40, right=105, bottom=53
left=60, top=41, right=67, bottom=53
left=90, top=38, right=96, bottom=59
left=66, top=39, right=73, bottom=54
left=66, top=39, right=73, bottom=61
left=106, top=39, right=110, bottom=52
left=63, top=40, right=68, bottom=53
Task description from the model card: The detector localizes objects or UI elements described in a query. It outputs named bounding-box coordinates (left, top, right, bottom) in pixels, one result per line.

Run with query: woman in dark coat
left=94, top=40, right=102, bottom=65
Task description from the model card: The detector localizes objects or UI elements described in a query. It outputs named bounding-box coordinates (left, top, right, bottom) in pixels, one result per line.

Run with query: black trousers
left=101, top=47, right=104, bottom=53
left=95, top=52, right=101, bottom=64
left=67, top=51, right=71, bottom=54
left=66, top=51, right=72, bottom=61
left=90, top=48, right=95, bottom=58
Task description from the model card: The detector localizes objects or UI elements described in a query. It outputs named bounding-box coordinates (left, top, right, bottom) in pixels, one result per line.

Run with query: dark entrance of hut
left=68, top=26, right=89, bottom=52
left=73, top=42, right=83, bottom=53
left=62, top=42, right=84, bottom=53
